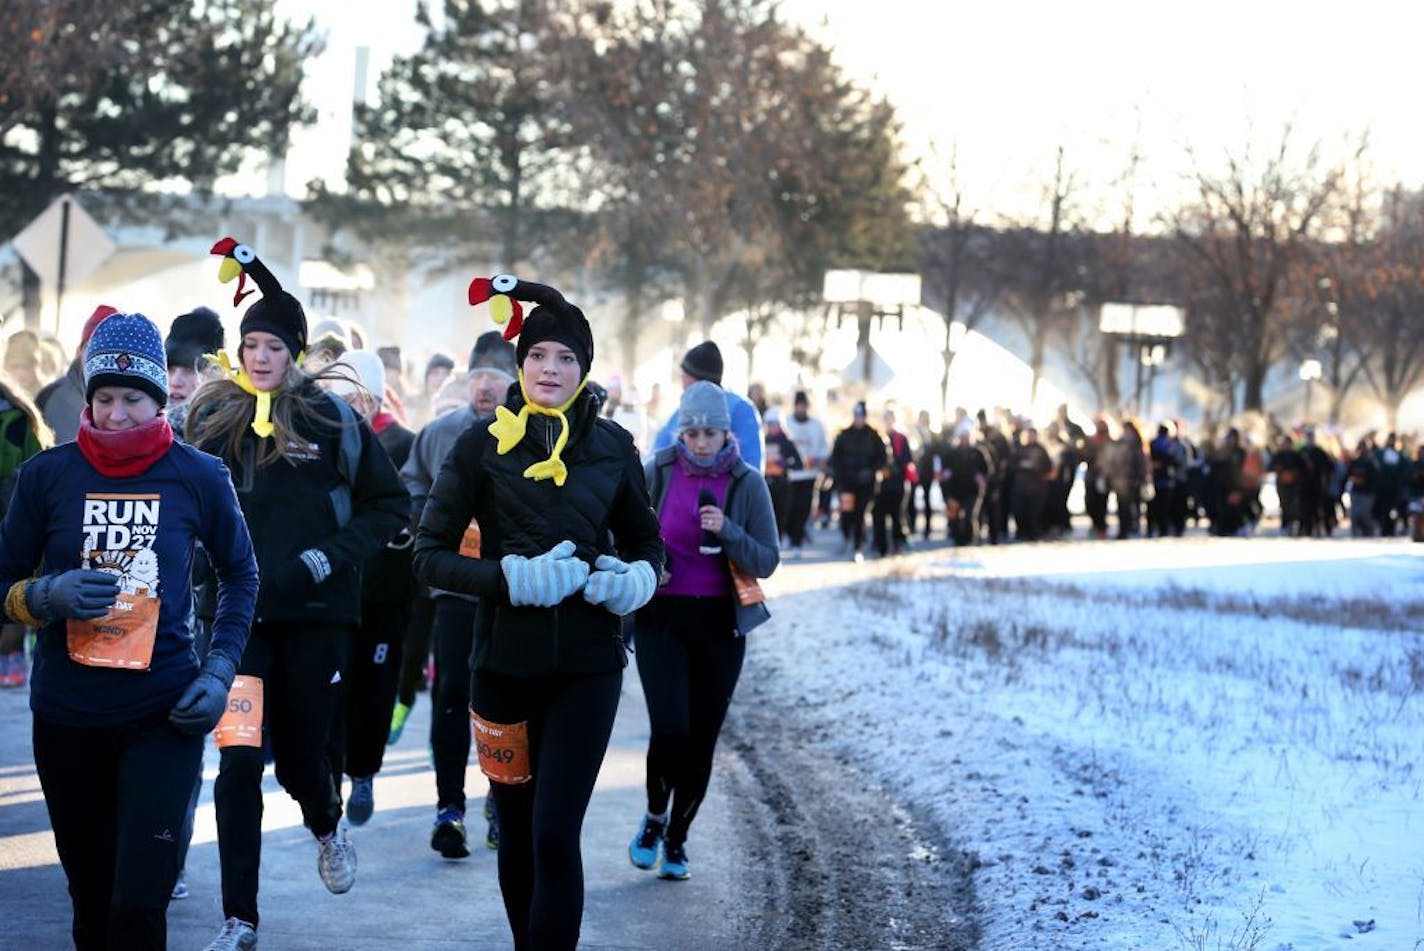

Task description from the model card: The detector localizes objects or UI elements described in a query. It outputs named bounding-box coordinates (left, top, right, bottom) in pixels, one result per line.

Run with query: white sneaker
left=317, top=824, right=357, bottom=894
left=171, top=870, right=188, bottom=900
left=204, top=917, right=257, bottom=950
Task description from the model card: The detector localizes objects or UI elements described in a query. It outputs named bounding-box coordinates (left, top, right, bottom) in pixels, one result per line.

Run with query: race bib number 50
left=214, top=676, right=264, bottom=749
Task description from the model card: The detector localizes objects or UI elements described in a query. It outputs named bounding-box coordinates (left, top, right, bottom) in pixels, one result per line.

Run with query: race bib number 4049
left=471, top=711, right=531, bottom=784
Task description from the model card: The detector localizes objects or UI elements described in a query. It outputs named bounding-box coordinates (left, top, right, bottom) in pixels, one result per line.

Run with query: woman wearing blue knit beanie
left=186, top=238, right=409, bottom=950
left=0, top=311, right=259, bottom=950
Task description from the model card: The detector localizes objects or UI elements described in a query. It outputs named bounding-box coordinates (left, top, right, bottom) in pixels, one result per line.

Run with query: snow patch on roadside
left=755, top=537, right=1424, bottom=949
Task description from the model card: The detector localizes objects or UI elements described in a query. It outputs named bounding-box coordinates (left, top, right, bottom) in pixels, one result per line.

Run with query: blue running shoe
left=658, top=841, right=690, bottom=880
left=347, top=776, right=374, bottom=826
left=628, top=814, right=665, bottom=870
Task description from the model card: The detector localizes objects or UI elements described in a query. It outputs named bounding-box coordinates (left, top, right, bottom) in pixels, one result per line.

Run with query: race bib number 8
left=214, top=676, right=264, bottom=749
left=471, top=711, right=531, bottom=784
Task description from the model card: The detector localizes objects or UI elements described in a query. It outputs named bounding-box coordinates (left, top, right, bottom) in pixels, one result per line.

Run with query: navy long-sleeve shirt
left=0, top=441, right=258, bottom=727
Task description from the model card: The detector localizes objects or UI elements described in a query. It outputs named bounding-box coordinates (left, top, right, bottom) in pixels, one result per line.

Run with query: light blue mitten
left=582, top=555, right=657, bottom=616
left=501, top=540, right=590, bottom=607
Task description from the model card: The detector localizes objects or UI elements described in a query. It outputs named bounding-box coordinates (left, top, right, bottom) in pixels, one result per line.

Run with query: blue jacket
left=0, top=440, right=258, bottom=727
left=652, top=388, right=764, bottom=471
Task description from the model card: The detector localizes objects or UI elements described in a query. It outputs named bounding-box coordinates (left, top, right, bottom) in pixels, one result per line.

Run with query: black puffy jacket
left=194, top=383, right=409, bottom=623
left=413, top=389, right=664, bottom=676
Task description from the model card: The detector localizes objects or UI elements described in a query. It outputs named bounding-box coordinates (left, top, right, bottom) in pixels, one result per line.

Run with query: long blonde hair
left=185, top=362, right=348, bottom=468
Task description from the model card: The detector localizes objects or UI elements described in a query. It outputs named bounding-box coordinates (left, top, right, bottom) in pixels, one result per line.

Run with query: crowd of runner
left=0, top=245, right=1417, bottom=949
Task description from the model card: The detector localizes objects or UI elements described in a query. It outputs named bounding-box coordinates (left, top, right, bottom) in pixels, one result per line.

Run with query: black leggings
left=785, top=479, right=816, bottom=547
left=431, top=597, right=479, bottom=811
left=839, top=484, right=875, bottom=550
left=472, top=666, right=621, bottom=951
left=396, top=591, right=436, bottom=708
left=34, top=712, right=202, bottom=951
left=330, top=600, right=410, bottom=780
left=215, top=621, right=348, bottom=927
left=634, top=595, right=744, bottom=846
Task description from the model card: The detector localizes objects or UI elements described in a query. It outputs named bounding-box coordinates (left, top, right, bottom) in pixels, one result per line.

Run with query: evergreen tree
left=1, top=0, right=319, bottom=323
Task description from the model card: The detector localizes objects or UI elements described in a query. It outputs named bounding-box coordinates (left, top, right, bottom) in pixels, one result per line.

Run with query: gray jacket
left=402, top=404, right=480, bottom=601
left=36, top=362, right=86, bottom=444
left=643, top=445, right=780, bottom=635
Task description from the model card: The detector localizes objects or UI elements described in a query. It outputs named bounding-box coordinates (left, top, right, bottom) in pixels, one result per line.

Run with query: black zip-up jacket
left=413, top=389, right=664, bottom=677
left=195, top=384, right=409, bottom=623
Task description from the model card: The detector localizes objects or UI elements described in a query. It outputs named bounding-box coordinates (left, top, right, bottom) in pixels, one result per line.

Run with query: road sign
left=12, top=194, right=116, bottom=293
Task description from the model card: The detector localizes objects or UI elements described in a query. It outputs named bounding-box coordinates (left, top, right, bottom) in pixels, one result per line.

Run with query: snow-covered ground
left=756, top=535, right=1424, bottom=950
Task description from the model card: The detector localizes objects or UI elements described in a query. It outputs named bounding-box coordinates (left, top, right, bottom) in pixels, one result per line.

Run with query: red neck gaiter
left=76, top=408, right=175, bottom=478
left=371, top=410, right=398, bottom=435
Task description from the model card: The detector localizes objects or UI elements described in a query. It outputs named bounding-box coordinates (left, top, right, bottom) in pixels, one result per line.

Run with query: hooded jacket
left=413, top=388, right=664, bottom=676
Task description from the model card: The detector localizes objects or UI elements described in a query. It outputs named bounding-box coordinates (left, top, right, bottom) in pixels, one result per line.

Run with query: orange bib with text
left=66, top=591, right=159, bottom=671
left=471, top=711, right=532, bottom=784
left=213, top=676, right=264, bottom=749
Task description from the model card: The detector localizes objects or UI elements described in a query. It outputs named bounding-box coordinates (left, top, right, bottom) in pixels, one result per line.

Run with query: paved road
left=0, top=519, right=971, bottom=950
left=0, top=656, right=752, bottom=950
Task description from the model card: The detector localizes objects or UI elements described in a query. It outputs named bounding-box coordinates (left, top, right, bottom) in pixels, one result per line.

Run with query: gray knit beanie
left=677, top=380, right=730, bottom=434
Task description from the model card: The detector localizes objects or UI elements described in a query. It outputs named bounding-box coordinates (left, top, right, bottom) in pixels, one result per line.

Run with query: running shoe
left=628, top=813, right=666, bottom=870
left=387, top=701, right=412, bottom=745
left=203, top=917, right=257, bottom=950
left=317, top=825, right=357, bottom=894
left=171, top=870, right=189, bottom=900
left=346, top=776, right=374, bottom=827
left=658, top=841, right=690, bottom=880
left=431, top=806, right=469, bottom=859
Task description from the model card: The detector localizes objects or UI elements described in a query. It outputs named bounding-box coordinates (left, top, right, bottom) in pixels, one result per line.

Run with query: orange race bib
left=213, top=676, right=264, bottom=749
left=459, top=517, right=482, bottom=559
left=728, top=560, right=765, bottom=607
left=66, top=591, right=158, bottom=670
left=471, top=711, right=531, bottom=784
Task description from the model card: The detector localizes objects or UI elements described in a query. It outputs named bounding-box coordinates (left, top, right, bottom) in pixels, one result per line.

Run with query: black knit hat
left=469, top=330, right=518, bottom=376
left=165, top=306, right=225, bottom=371
left=516, top=304, right=594, bottom=378
left=240, top=293, right=307, bottom=362
left=680, top=340, right=723, bottom=385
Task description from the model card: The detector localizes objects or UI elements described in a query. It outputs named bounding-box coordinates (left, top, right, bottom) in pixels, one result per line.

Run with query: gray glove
left=500, top=540, right=590, bottom=607
left=26, top=569, right=120, bottom=622
left=169, top=652, right=239, bottom=735
left=583, top=555, right=657, bottom=616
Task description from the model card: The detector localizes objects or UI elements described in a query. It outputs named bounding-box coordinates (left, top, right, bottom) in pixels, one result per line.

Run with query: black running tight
left=633, top=595, right=744, bottom=846
left=472, top=666, right=621, bottom=951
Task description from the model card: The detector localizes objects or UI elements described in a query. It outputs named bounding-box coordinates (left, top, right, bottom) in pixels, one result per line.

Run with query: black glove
left=26, top=569, right=120, bottom=622
left=269, top=548, right=331, bottom=600
left=169, top=652, right=238, bottom=735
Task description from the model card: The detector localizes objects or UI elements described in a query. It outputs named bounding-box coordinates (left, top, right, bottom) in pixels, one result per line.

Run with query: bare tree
left=1167, top=125, right=1342, bottom=411
left=917, top=142, right=1000, bottom=418
left=997, top=146, right=1084, bottom=408
left=1353, top=186, right=1424, bottom=430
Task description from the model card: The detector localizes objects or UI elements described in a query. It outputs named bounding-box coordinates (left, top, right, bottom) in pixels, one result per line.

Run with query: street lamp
left=822, top=269, right=922, bottom=388
left=1099, top=303, right=1186, bottom=415
left=1299, top=358, right=1322, bottom=420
